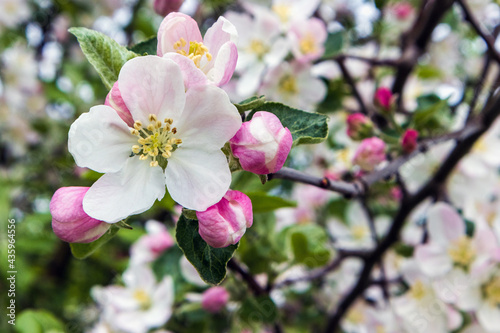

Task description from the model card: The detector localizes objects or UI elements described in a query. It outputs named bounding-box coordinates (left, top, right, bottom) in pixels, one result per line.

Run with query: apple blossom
left=401, top=129, right=419, bottom=153
left=92, top=265, right=174, bottom=333
left=50, top=187, right=111, bottom=243
left=201, top=286, right=230, bottom=313
left=346, top=113, right=373, bottom=141
left=259, top=61, right=327, bottom=111
left=157, top=12, right=238, bottom=87
left=0, top=0, right=30, bottom=28
left=68, top=56, right=241, bottom=222
left=130, top=220, right=174, bottom=266
left=352, top=137, right=386, bottom=171
left=288, top=18, right=327, bottom=63
left=196, top=190, right=253, bottom=248
left=230, top=111, right=292, bottom=175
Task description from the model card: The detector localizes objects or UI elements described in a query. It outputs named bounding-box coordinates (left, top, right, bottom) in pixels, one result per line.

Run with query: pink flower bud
left=50, top=187, right=111, bottom=243
left=153, top=0, right=184, bottom=17
left=201, top=286, right=229, bottom=313
left=401, top=129, right=419, bottom=153
left=196, top=190, right=253, bottom=248
left=105, top=81, right=134, bottom=127
left=392, top=2, right=414, bottom=20
left=352, top=137, right=386, bottom=171
left=374, top=87, right=393, bottom=111
left=230, top=111, right=292, bottom=175
left=346, top=113, right=373, bottom=140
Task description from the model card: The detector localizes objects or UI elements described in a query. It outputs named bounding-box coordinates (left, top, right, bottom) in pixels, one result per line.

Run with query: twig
left=336, top=56, right=369, bottom=115
left=227, top=258, right=265, bottom=295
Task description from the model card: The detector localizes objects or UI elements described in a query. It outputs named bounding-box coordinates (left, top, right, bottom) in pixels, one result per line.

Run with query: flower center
left=249, top=39, right=269, bottom=58
left=300, top=34, right=317, bottom=55
left=174, top=38, right=212, bottom=68
left=346, top=309, right=364, bottom=324
left=409, top=280, right=427, bottom=300
left=272, top=4, right=291, bottom=23
left=447, top=236, right=476, bottom=267
left=130, top=114, right=182, bottom=168
left=278, top=75, right=298, bottom=94
left=351, top=225, right=368, bottom=241
left=484, top=276, right=500, bottom=306
left=133, top=289, right=151, bottom=310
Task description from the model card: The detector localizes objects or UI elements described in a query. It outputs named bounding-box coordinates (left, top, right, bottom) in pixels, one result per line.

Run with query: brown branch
left=336, top=56, right=369, bottom=115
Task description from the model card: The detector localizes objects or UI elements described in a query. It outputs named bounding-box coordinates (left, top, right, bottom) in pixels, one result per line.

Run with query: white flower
left=68, top=56, right=241, bottom=222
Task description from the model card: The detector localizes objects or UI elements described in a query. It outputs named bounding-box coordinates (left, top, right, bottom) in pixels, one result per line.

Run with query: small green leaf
left=322, top=31, right=344, bottom=59
left=176, top=215, right=238, bottom=285
left=69, top=27, right=138, bottom=89
left=287, top=224, right=331, bottom=268
left=70, top=225, right=119, bottom=260
left=251, top=102, right=329, bottom=146
left=234, top=95, right=266, bottom=113
left=129, top=36, right=158, bottom=55
left=410, top=94, right=451, bottom=135
left=16, top=309, right=65, bottom=333
left=245, top=191, right=296, bottom=213
left=238, top=295, right=278, bottom=326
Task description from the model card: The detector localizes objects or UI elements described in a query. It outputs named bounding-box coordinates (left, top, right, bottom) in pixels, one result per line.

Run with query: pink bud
left=346, top=113, right=373, bottom=140
left=153, top=0, right=184, bottom=17
left=196, top=190, right=253, bottom=248
left=374, top=87, right=393, bottom=111
left=352, top=137, right=386, bottom=171
left=392, top=2, right=414, bottom=20
left=105, top=81, right=134, bottom=127
left=401, top=129, right=419, bottom=153
left=201, top=287, right=229, bottom=313
left=230, top=111, right=293, bottom=175
left=50, top=187, right=111, bottom=243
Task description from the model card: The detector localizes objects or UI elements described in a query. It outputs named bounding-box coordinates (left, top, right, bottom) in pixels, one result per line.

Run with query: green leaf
left=234, top=95, right=266, bottom=113
left=410, top=94, right=451, bottom=135
left=70, top=225, right=119, bottom=260
left=15, top=309, right=65, bottom=333
left=245, top=191, right=296, bottom=213
left=129, top=36, right=158, bottom=55
left=238, top=295, right=278, bottom=326
left=69, top=27, right=138, bottom=90
left=176, top=215, right=238, bottom=285
left=287, top=224, right=331, bottom=268
left=251, top=102, right=329, bottom=146
left=322, top=31, right=344, bottom=59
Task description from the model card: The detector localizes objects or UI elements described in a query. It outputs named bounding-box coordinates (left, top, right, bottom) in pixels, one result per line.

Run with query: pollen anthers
left=278, top=74, right=298, bottom=94
left=300, top=34, right=317, bottom=54
left=130, top=114, right=182, bottom=167
left=447, top=235, right=476, bottom=267
left=174, top=37, right=212, bottom=68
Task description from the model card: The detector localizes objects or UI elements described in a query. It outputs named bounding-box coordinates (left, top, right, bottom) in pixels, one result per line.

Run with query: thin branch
left=456, top=0, right=500, bottom=64
left=334, top=54, right=399, bottom=67
left=336, top=56, right=369, bottom=115
left=227, top=258, right=265, bottom=295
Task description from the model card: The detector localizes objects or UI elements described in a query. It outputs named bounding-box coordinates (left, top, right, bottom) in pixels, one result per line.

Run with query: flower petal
left=174, top=84, right=241, bottom=150
left=157, top=12, right=202, bottom=56
left=68, top=105, right=135, bottom=173
left=83, top=157, right=166, bottom=222
left=208, top=42, right=238, bottom=86
left=427, top=202, right=465, bottom=246
left=118, top=56, right=186, bottom=124
left=414, top=243, right=452, bottom=277
left=165, top=148, right=231, bottom=211
left=477, top=303, right=500, bottom=332
left=162, top=53, right=209, bottom=89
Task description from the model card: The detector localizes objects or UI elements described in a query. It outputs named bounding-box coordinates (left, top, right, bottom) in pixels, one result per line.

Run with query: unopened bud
left=374, top=87, right=394, bottom=112
left=196, top=190, right=253, bottom=248
left=352, top=137, right=386, bottom=171
left=201, top=287, right=229, bottom=313
left=401, top=129, right=419, bottom=153
left=230, top=111, right=292, bottom=175
left=50, top=187, right=110, bottom=243
left=154, top=0, right=184, bottom=17
left=105, top=81, right=134, bottom=126
left=346, top=113, right=374, bottom=140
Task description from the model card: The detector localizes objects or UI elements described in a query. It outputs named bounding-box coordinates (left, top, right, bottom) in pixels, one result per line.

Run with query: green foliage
left=238, top=295, right=278, bottom=326
left=245, top=191, right=296, bottom=213
left=410, top=94, right=451, bottom=135
left=70, top=225, right=120, bottom=259
left=285, top=224, right=332, bottom=268
left=176, top=215, right=238, bottom=285
left=322, top=31, right=344, bottom=58
left=69, top=27, right=138, bottom=90
left=234, top=95, right=266, bottom=113
left=15, top=309, right=66, bottom=333
left=129, top=36, right=158, bottom=55
left=250, top=102, right=329, bottom=146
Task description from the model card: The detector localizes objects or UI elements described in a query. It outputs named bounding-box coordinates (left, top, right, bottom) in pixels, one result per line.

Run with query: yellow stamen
left=131, top=114, right=182, bottom=167
left=448, top=236, right=476, bottom=267
left=485, top=276, right=500, bottom=306
left=249, top=39, right=269, bottom=58
left=279, top=75, right=298, bottom=94
left=173, top=37, right=213, bottom=68
left=409, top=280, right=427, bottom=300
left=300, top=34, right=317, bottom=54
left=272, top=4, right=291, bottom=23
